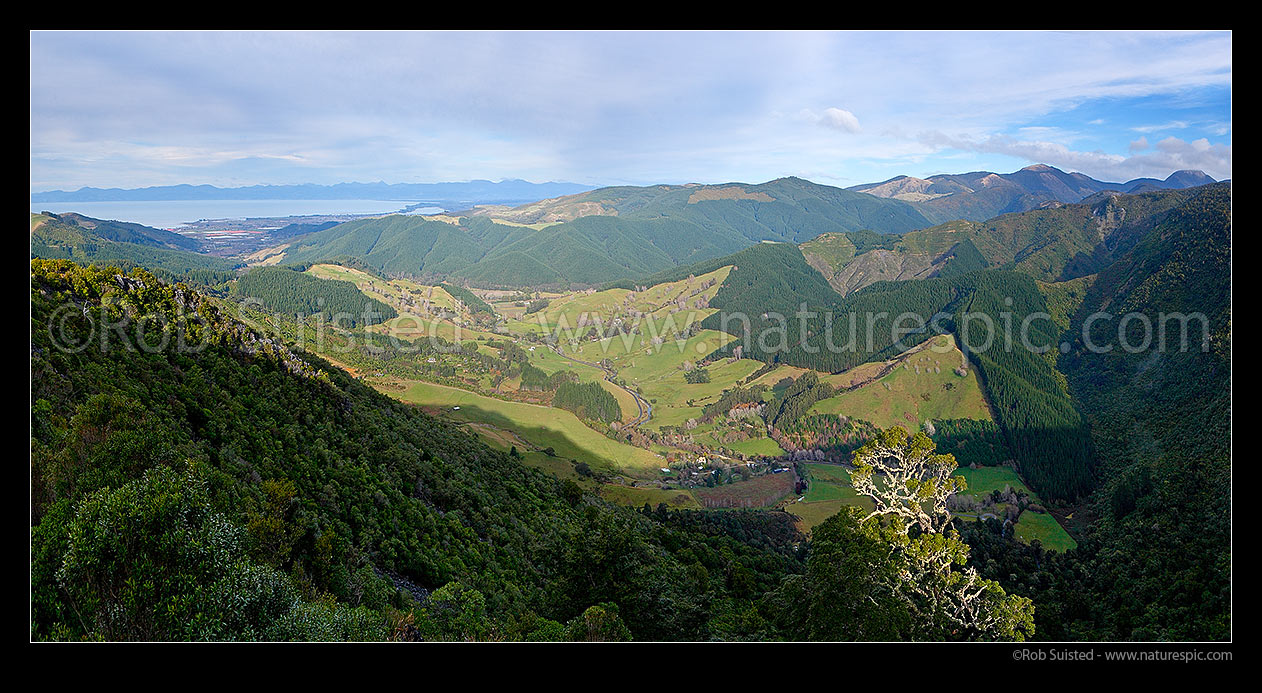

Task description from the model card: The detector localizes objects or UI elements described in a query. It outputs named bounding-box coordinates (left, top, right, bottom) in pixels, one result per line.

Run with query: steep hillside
left=279, top=214, right=740, bottom=287
left=39, top=211, right=204, bottom=251
left=30, top=259, right=801, bottom=641
left=797, top=184, right=1220, bottom=296
left=30, top=213, right=241, bottom=285
left=1055, top=183, right=1231, bottom=638
left=232, top=265, right=399, bottom=328
left=955, top=182, right=1231, bottom=642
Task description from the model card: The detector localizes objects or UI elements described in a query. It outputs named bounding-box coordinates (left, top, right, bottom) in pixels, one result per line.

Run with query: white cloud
left=819, top=107, right=862, bottom=133
left=1129, top=136, right=1149, bottom=152
left=1131, top=120, right=1190, bottom=133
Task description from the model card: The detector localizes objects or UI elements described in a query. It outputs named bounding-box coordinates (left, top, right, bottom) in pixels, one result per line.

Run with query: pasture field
left=784, top=499, right=846, bottom=533
left=305, top=262, right=382, bottom=285
left=564, top=318, right=719, bottom=367
left=803, top=480, right=866, bottom=504
left=746, top=364, right=813, bottom=388
left=809, top=335, right=991, bottom=429
left=526, top=344, right=591, bottom=374
left=380, top=379, right=664, bottom=475
left=524, top=346, right=641, bottom=422
left=600, top=484, right=701, bottom=510
left=509, top=266, right=730, bottom=340
left=955, top=465, right=1035, bottom=499
left=652, top=406, right=708, bottom=430
left=305, top=263, right=502, bottom=342
left=561, top=327, right=764, bottom=430
left=569, top=330, right=760, bottom=413
left=787, top=463, right=873, bottom=531
left=820, top=360, right=889, bottom=389
left=500, top=318, right=551, bottom=336
left=725, top=437, right=786, bottom=457
left=953, top=464, right=1077, bottom=552
left=532, top=288, right=633, bottom=332
left=629, top=266, right=730, bottom=319
left=1014, top=510, right=1078, bottom=552
left=802, top=462, right=852, bottom=484
left=368, top=315, right=501, bottom=343
left=490, top=303, right=527, bottom=320
left=548, top=266, right=728, bottom=322
left=787, top=461, right=1073, bottom=552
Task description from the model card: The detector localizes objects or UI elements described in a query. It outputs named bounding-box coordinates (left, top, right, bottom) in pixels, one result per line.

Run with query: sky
left=29, top=30, right=1232, bottom=192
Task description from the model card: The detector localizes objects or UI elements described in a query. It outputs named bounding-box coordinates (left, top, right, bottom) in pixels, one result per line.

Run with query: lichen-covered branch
left=849, top=426, right=1035, bottom=641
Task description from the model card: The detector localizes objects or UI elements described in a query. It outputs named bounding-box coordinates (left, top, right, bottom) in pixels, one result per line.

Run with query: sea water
left=29, top=199, right=444, bottom=230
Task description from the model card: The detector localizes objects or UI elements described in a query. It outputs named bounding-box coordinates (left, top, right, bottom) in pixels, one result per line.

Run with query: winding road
left=549, top=345, right=653, bottom=427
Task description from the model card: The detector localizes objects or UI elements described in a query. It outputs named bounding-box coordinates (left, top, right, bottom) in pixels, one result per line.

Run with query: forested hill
left=30, top=259, right=803, bottom=641
left=468, top=176, right=933, bottom=235
left=800, top=183, right=1225, bottom=296
left=36, top=211, right=203, bottom=251
left=30, top=212, right=241, bottom=287
left=956, top=182, right=1231, bottom=641
left=1054, top=182, right=1231, bottom=638
left=277, top=177, right=934, bottom=287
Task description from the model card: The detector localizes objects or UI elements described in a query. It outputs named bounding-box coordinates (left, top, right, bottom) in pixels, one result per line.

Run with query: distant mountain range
left=848, top=165, right=1217, bottom=224
left=29, top=179, right=599, bottom=206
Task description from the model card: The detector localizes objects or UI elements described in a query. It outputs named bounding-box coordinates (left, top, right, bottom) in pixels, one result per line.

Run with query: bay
left=29, top=199, right=443, bottom=229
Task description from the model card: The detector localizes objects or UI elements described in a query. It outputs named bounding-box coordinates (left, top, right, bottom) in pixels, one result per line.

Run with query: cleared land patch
left=687, top=186, right=775, bottom=204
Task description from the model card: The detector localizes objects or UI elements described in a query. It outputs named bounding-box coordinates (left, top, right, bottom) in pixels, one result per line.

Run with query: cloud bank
left=30, top=30, right=1232, bottom=190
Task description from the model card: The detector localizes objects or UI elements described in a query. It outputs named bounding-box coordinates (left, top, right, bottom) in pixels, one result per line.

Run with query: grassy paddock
left=809, top=335, right=991, bottom=429
left=382, top=379, right=664, bottom=475
left=600, top=485, right=701, bottom=510
left=1014, top=510, right=1078, bottom=552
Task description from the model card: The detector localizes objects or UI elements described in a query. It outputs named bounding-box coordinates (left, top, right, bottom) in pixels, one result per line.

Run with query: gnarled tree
left=850, top=426, right=1035, bottom=641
